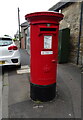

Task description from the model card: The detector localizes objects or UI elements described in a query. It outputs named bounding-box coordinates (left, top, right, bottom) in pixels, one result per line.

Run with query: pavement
left=0, top=67, right=2, bottom=120
left=1, top=49, right=82, bottom=119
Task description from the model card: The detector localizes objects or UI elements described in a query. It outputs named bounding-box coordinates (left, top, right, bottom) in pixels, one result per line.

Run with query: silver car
left=0, top=36, right=21, bottom=67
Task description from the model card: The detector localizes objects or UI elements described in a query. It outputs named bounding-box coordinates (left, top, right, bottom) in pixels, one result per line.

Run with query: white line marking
left=17, top=69, right=30, bottom=74
left=21, top=65, right=30, bottom=69
left=17, top=65, right=30, bottom=74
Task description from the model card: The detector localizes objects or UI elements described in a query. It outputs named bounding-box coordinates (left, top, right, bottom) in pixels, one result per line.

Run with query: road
left=2, top=49, right=81, bottom=119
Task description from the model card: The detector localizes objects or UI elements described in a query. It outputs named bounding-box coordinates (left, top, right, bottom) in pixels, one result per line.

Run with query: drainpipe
left=77, top=1, right=83, bottom=65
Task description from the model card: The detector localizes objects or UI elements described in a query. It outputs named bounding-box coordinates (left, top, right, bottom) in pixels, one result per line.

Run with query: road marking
left=17, top=65, right=30, bottom=74
left=17, top=69, right=30, bottom=74
left=21, top=65, right=30, bottom=69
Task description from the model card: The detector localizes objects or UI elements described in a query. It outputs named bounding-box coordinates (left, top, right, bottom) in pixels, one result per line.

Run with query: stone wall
left=59, top=2, right=81, bottom=64
left=80, top=6, right=83, bottom=65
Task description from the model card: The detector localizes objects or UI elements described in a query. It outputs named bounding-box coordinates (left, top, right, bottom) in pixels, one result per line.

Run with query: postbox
left=25, top=11, right=64, bottom=102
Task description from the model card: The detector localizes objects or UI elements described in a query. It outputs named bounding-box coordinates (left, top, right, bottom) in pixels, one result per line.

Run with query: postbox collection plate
left=41, top=51, right=53, bottom=55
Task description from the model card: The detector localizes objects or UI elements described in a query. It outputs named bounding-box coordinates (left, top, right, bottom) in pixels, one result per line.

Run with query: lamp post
left=18, top=7, right=21, bottom=48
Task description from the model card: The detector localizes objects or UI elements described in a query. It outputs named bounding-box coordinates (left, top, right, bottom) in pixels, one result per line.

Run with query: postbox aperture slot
left=40, top=28, right=56, bottom=31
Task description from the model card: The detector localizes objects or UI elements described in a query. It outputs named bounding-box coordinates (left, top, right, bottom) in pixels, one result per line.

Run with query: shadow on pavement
left=0, top=66, right=19, bottom=74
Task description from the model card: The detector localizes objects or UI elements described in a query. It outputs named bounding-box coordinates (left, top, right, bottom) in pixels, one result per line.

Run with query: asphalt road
left=3, top=49, right=81, bottom=119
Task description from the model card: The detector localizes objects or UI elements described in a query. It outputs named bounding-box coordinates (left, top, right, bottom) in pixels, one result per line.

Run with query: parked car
left=0, top=35, right=21, bottom=68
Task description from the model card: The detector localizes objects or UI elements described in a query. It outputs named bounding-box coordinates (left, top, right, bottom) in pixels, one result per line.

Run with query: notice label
left=41, top=51, right=53, bottom=55
left=44, top=36, right=52, bottom=49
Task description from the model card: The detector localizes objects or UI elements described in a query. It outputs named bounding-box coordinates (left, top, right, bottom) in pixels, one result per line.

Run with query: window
left=0, top=38, right=12, bottom=46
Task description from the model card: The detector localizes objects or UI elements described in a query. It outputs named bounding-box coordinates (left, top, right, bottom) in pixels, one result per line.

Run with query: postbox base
left=30, top=83, right=56, bottom=102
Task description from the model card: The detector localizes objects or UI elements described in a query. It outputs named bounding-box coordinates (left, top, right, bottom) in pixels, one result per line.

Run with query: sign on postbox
left=25, top=11, right=64, bottom=102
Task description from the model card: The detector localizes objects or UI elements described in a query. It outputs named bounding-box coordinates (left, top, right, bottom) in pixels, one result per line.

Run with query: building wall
left=21, top=37, right=25, bottom=49
left=21, top=26, right=27, bottom=49
left=80, top=3, right=83, bottom=65
left=26, top=26, right=30, bottom=55
left=59, top=2, right=81, bottom=64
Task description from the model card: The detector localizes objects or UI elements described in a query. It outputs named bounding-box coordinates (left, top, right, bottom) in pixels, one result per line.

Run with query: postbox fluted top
left=25, top=11, right=64, bottom=22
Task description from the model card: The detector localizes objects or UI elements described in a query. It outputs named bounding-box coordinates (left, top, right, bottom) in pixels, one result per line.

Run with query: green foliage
left=13, top=38, right=17, bottom=41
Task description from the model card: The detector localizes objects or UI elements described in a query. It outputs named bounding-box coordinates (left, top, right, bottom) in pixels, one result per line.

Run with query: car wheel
left=17, top=63, right=21, bottom=69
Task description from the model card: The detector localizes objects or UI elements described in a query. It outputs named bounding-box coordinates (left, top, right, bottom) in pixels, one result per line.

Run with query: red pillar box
left=25, top=12, right=64, bottom=102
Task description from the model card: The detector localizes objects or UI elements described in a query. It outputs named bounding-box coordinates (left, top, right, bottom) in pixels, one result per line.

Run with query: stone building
left=21, top=22, right=28, bottom=49
left=49, top=0, right=83, bottom=65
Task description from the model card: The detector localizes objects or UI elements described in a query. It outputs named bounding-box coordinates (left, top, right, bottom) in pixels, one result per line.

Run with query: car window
left=0, top=38, right=13, bottom=46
